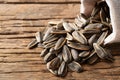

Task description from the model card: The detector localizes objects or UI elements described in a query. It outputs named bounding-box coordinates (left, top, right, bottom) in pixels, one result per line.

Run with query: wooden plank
left=0, top=0, right=80, bottom=3
left=0, top=48, right=42, bottom=54
left=0, top=27, right=45, bottom=34
left=0, top=33, right=35, bottom=39
left=0, top=71, right=119, bottom=80
left=0, top=56, right=119, bottom=74
left=0, top=4, right=80, bottom=20
left=0, top=56, right=119, bottom=80
left=1, top=19, right=74, bottom=27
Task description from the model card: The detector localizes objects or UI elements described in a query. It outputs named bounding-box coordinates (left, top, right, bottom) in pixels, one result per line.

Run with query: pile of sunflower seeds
left=27, top=1, right=114, bottom=77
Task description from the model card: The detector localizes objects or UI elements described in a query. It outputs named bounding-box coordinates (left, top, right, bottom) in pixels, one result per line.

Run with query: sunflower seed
left=74, top=18, right=83, bottom=27
left=71, top=49, right=79, bottom=61
left=40, top=48, right=49, bottom=57
left=49, top=57, right=61, bottom=70
left=66, top=33, right=74, bottom=41
left=80, top=13, right=88, bottom=23
left=27, top=39, right=38, bottom=49
left=67, top=41, right=90, bottom=50
left=44, top=34, right=57, bottom=42
left=91, top=4, right=101, bottom=17
left=44, top=52, right=56, bottom=63
left=43, top=36, right=58, bottom=44
left=68, top=23, right=79, bottom=30
left=93, top=43, right=114, bottom=62
left=58, top=61, right=67, bottom=77
left=43, top=27, right=55, bottom=41
left=48, top=20, right=62, bottom=26
left=68, top=61, right=83, bottom=73
left=80, top=13, right=88, bottom=20
left=35, top=32, right=43, bottom=43
left=87, top=52, right=99, bottom=64
left=47, top=62, right=58, bottom=76
left=85, top=23, right=103, bottom=30
left=54, top=37, right=66, bottom=50
left=88, top=34, right=98, bottom=46
left=100, top=8, right=107, bottom=22
left=79, top=51, right=90, bottom=58
left=80, top=50, right=96, bottom=63
left=43, top=41, right=57, bottom=49
left=97, top=31, right=108, bottom=45
left=62, top=45, right=72, bottom=63
left=51, top=30, right=68, bottom=34
left=72, top=31, right=87, bottom=44
left=63, top=21, right=74, bottom=32
left=56, top=22, right=64, bottom=30
left=58, top=53, right=63, bottom=63
left=83, top=29, right=101, bottom=34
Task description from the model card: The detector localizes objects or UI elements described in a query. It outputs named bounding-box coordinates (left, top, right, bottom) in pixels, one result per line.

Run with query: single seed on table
left=27, top=39, right=38, bottom=49
left=40, top=48, right=49, bottom=57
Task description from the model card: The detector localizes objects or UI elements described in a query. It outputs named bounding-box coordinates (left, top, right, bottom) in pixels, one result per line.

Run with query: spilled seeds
left=27, top=1, right=114, bottom=77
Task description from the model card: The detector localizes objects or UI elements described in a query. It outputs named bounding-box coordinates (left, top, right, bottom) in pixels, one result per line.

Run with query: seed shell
left=68, top=61, right=83, bottom=73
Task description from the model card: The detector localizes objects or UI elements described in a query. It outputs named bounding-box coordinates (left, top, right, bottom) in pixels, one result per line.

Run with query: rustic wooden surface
left=0, top=0, right=120, bottom=80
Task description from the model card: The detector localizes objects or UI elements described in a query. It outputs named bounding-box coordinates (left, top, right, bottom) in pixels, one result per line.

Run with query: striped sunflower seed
left=68, top=61, right=83, bottom=73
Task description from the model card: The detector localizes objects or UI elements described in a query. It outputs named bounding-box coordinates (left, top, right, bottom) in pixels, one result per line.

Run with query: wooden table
left=0, top=0, right=120, bottom=80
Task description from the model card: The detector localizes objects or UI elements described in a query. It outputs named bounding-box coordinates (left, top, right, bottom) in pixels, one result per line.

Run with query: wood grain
left=0, top=0, right=80, bottom=4
left=0, top=1, right=120, bottom=80
left=0, top=4, right=79, bottom=20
